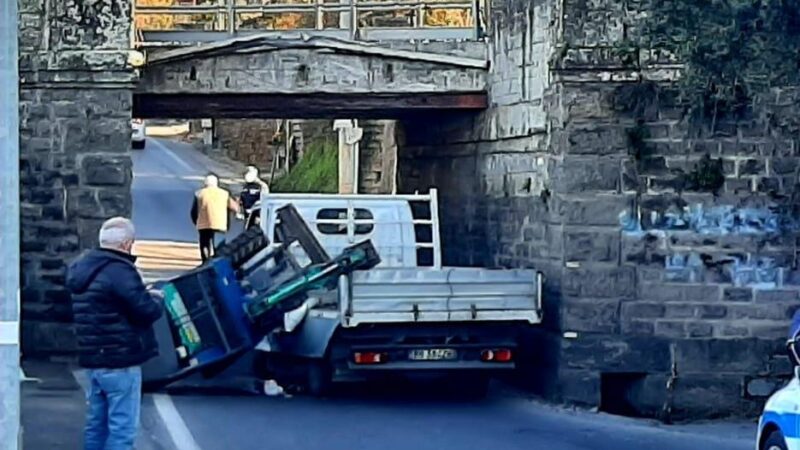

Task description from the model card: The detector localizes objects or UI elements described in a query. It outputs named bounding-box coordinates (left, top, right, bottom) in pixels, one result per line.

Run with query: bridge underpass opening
left=134, top=106, right=482, bottom=200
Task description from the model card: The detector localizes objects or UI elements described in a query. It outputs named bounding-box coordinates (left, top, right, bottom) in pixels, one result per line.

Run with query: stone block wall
left=401, top=0, right=556, bottom=269
left=215, top=119, right=280, bottom=172
left=399, top=0, right=800, bottom=418
left=18, top=0, right=135, bottom=355
left=536, top=0, right=799, bottom=417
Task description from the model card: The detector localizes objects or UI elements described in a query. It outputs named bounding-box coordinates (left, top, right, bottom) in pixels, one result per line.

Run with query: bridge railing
left=134, top=0, right=486, bottom=47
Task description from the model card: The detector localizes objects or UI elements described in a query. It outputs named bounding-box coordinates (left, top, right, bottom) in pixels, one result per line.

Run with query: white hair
left=98, top=217, right=135, bottom=249
left=205, top=174, right=219, bottom=187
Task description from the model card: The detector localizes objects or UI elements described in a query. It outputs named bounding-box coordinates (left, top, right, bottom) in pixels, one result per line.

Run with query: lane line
left=148, top=138, right=194, bottom=173
left=153, top=394, right=203, bottom=450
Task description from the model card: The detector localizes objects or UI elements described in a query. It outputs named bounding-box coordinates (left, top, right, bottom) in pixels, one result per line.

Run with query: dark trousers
left=198, top=229, right=224, bottom=263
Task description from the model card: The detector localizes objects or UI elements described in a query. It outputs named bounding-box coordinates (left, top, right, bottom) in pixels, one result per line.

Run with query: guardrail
left=134, top=0, right=486, bottom=46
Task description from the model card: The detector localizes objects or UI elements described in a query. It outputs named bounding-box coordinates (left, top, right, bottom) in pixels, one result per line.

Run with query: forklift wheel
left=307, top=360, right=333, bottom=397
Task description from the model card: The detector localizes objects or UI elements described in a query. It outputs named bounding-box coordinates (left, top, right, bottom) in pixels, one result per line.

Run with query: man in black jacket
left=67, top=217, right=163, bottom=450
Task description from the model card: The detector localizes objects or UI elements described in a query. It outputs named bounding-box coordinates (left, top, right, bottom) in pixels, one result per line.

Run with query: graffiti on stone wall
left=620, top=204, right=799, bottom=289
left=620, top=204, right=795, bottom=235
left=664, top=252, right=786, bottom=288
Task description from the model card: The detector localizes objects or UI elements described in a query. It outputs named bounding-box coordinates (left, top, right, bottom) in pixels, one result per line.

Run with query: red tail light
left=354, top=352, right=387, bottom=365
left=481, top=348, right=513, bottom=362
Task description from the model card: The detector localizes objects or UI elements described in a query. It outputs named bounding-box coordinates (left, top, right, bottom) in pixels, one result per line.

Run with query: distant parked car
left=757, top=316, right=800, bottom=450
left=132, top=119, right=146, bottom=149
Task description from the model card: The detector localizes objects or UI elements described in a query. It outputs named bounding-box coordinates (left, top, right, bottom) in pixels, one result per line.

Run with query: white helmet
left=244, top=166, right=258, bottom=183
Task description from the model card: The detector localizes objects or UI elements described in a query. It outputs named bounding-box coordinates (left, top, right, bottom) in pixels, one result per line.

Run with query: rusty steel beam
left=132, top=92, right=488, bottom=119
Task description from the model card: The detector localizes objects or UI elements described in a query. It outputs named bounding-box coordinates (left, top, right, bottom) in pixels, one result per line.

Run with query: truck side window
left=316, top=208, right=374, bottom=235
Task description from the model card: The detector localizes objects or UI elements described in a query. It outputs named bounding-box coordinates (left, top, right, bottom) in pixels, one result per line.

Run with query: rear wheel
left=763, top=430, right=788, bottom=450
left=132, top=140, right=146, bottom=149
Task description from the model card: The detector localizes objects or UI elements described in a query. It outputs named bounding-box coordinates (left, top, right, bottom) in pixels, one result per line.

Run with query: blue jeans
left=83, top=366, right=142, bottom=450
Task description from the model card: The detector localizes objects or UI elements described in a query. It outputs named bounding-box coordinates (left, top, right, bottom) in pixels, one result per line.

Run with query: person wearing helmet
left=239, top=166, right=269, bottom=229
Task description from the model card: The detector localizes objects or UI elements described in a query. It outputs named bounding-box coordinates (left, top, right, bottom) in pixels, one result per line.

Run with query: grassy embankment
left=271, top=138, right=338, bottom=193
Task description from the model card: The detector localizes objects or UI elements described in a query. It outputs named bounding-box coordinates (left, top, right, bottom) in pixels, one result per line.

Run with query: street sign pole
left=0, top=0, right=21, bottom=447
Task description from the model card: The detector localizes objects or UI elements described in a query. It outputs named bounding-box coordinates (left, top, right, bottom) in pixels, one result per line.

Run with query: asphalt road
left=131, top=137, right=756, bottom=450
left=131, top=136, right=243, bottom=244
left=168, top=389, right=755, bottom=450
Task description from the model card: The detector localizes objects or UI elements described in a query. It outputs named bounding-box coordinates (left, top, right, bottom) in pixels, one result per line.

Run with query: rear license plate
left=408, top=348, right=457, bottom=361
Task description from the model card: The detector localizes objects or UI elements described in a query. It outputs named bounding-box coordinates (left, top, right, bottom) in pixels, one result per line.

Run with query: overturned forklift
left=141, top=204, right=380, bottom=390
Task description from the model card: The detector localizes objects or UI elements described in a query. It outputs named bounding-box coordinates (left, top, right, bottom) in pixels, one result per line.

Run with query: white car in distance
left=132, top=118, right=146, bottom=149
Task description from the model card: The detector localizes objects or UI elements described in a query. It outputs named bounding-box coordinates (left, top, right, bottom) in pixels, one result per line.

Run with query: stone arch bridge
left=16, top=0, right=800, bottom=420
left=135, top=35, right=489, bottom=119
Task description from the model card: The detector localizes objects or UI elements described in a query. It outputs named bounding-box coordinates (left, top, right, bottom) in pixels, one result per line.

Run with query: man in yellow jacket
left=191, top=174, right=240, bottom=262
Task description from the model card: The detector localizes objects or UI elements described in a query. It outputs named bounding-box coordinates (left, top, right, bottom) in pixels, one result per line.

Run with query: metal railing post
left=349, top=0, right=358, bottom=40
left=472, top=0, right=481, bottom=39
left=316, top=0, right=324, bottom=30
left=226, top=0, right=235, bottom=35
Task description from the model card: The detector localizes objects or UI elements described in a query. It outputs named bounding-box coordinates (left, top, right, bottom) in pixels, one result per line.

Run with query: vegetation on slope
left=271, top=138, right=338, bottom=193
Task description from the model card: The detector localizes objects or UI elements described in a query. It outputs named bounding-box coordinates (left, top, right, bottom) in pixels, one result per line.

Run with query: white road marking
left=153, top=394, right=203, bottom=450
left=149, top=138, right=194, bottom=173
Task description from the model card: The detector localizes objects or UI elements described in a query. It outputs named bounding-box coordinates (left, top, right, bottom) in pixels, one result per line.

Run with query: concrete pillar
left=0, top=0, right=21, bottom=445
left=334, top=120, right=363, bottom=194
left=201, top=119, right=214, bottom=147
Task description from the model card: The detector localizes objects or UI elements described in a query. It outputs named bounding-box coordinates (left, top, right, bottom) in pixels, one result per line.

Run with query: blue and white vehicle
left=757, top=315, right=800, bottom=450
left=758, top=372, right=799, bottom=450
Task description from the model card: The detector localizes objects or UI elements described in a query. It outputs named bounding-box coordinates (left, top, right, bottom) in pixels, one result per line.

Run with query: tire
left=132, top=140, right=146, bottom=150
left=307, top=360, right=333, bottom=397
left=763, top=430, right=788, bottom=450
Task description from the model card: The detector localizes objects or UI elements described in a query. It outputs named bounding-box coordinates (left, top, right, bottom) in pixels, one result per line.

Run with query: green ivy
left=634, top=0, right=800, bottom=123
